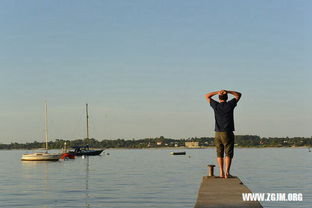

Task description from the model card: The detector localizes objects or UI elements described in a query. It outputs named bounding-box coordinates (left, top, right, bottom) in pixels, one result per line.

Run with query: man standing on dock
left=205, top=90, right=241, bottom=178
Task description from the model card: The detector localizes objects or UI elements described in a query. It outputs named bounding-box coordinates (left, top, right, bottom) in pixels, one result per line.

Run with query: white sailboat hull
left=21, top=153, right=62, bottom=161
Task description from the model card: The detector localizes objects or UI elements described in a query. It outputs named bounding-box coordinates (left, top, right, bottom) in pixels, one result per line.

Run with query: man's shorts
left=214, top=131, right=234, bottom=158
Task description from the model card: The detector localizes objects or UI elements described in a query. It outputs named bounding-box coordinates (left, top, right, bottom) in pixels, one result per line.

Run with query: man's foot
left=220, top=170, right=225, bottom=178
left=225, top=172, right=234, bottom=179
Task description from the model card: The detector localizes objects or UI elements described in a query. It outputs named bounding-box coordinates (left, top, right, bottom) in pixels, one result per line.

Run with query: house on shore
left=185, top=142, right=199, bottom=148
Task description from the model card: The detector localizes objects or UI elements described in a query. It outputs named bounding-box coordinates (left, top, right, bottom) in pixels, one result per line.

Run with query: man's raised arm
left=205, top=91, right=219, bottom=103
left=227, top=90, right=242, bottom=102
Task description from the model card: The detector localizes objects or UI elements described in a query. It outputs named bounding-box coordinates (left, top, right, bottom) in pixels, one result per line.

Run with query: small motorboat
left=170, top=151, right=186, bottom=155
left=60, top=142, right=75, bottom=159
left=60, top=152, right=75, bottom=159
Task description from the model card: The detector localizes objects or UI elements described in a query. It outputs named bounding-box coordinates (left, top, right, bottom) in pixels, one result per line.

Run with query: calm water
left=0, top=148, right=311, bottom=208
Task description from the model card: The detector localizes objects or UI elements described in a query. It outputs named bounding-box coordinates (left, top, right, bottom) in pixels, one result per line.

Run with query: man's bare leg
left=217, top=157, right=224, bottom=177
left=225, top=156, right=232, bottom=178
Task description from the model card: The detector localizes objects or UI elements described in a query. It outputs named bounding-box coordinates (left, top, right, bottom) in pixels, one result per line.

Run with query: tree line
left=0, top=135, right=311, bottom=149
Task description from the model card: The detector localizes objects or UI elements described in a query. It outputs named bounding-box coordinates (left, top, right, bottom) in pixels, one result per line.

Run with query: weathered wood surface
left=194, top=176, right=263, bottom=208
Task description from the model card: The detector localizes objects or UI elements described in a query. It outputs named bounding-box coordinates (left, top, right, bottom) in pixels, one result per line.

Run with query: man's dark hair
left=219, top=94, right=228, bottom=101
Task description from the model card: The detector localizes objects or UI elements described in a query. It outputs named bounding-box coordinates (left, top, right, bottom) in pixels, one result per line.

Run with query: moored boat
left=60, top=142, right=75, bottom=159
left=60, top=152, right=75, bottom=159
left=69, top=104, right=104, bottom=156
left=21, top=102, right=62, bottom=161
left=21, top=152, right=62, bottom=161
left=170, top=151, right=186, bottom=155
left=69, top=145, right=103, bottom=156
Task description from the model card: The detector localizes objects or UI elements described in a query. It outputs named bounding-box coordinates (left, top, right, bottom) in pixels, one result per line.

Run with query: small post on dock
left=207, top=165, right=215, bottom=177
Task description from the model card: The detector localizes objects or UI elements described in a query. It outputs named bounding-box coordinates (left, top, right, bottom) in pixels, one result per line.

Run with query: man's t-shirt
left=210, top=98, right=237, bottom=132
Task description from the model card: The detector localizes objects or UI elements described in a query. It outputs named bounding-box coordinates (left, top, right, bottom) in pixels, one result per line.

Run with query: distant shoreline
left=1, top=146, right=311, bottom=151
left=2, top=136, right=310, bottom=150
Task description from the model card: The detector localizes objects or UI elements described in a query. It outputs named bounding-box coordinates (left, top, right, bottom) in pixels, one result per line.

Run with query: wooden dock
left=194, top=176, right=263, bottom=208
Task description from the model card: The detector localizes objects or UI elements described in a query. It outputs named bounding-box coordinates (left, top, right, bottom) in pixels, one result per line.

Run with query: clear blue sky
left=0, top=0, right=311, bottom=143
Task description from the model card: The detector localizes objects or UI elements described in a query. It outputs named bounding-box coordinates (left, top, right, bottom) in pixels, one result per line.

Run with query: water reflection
left=84, top=156, right=90, bottom=208
left=21, top=161, right=51, bottom=208
left=21, top=157, right=92, bottom=208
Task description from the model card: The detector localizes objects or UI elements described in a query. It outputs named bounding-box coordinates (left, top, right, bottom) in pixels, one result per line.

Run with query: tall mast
left=45, top=101, right=48, bottom=150
left=86, top=103, right=89, bottom=140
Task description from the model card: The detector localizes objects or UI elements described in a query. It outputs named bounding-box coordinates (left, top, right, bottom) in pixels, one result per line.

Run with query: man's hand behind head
left=219, top=90, right=227, bottom=95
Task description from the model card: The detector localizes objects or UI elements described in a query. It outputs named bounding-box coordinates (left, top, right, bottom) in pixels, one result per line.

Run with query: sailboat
left=69, top=104, right=104, bottom=156
left=21, top=102, right=62, bottom=161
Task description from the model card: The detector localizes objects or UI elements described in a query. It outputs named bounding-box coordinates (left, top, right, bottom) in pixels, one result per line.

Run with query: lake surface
left=0, top=148, right=311, bottom=208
